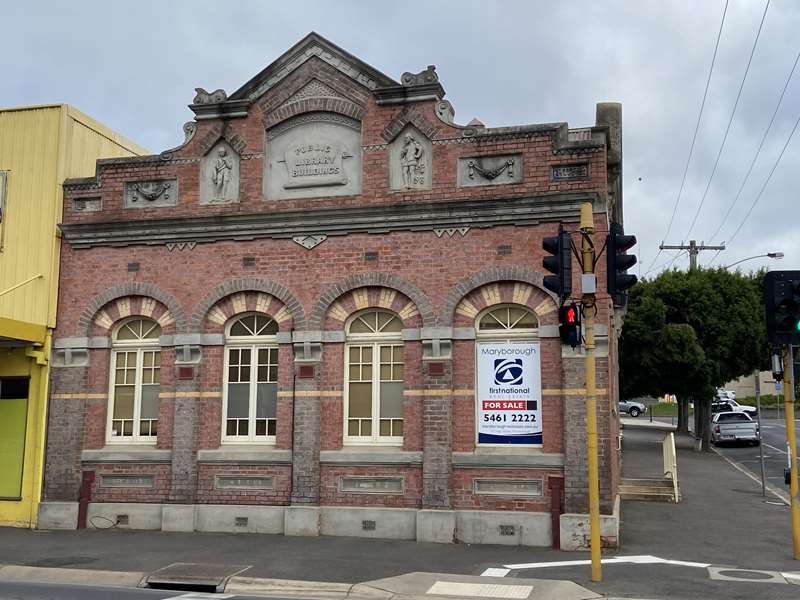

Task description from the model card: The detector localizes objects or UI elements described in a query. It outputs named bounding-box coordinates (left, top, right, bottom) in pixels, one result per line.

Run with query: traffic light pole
left=581, top=202, right=602, bottom=582
left=785, top=346, right=800, bottom=559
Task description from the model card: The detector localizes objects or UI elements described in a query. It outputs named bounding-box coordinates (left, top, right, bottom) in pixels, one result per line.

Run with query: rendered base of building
left=38, top=500, right=619, bottom=549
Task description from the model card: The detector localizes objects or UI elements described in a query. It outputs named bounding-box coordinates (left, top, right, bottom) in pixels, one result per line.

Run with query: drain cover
left=146, top=563, right=250, bottom=592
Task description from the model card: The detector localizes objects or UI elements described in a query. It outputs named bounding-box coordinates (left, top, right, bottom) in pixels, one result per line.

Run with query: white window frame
left=106, top=317, right=161, bottom=445
left=222, top=312, right=279, bottom=445
left=474, top=304, right=540, bottom=448
left=343, top=310, right=404, bottom=446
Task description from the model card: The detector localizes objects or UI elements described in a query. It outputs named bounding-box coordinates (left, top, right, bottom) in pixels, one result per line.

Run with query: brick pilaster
left=421, top=358, right=452, bottom=509
left=291, top=354, right=322, bottom=505
left=168, top=354, right=200, bottom=502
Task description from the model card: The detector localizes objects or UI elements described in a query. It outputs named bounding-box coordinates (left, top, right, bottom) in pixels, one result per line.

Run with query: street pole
left=783, top=345, right=800, bottom=558
left=659, top=240, right=725, bottom=271
left=755, top=369, right=766, bottom=497
left=581, top=202, right=601, bottom=582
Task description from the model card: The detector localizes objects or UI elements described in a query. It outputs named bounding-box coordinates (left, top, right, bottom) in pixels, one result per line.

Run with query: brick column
left=421, top=349, right=453, bottom=509
left=168, top=345, right=201, bottom=502
left=43, top=363, right=89, bottom=501
left=291, top=344, right=322, bottom=505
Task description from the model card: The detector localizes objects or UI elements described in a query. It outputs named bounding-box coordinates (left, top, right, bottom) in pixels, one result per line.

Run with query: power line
left=684, top=0, right=771, bottom=239
left=643, top=250, right=688, bottom=278
left=716, top=111, right=800, bottom=249
left=705, top=49, right=800, bottom=243
left=644, top=0, right=729, bottom=276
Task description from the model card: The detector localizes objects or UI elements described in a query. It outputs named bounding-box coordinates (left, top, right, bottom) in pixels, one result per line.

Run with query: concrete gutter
left=0, top=565, right=147, bottom=588
left=225, top=576, right=393, bottom=599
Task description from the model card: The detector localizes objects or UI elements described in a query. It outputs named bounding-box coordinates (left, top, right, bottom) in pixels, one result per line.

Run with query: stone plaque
left=200, top=141, right=240, bottom=204
left=124, top=179, right=178, bottom=208
left=457, top=154, right=522, bottom=187
left=265, top=113, right=362, bottom=200
left=215, top=475, right=274, bottom=489
left=473, top=478, right=543, bottom=497
left=389, top=125, right=432, bottom=191
left=552, top=163, right=589, bottom=181
left=74, top=197, right=102, bottom=212
left=340, top=476, right=403, bottom=494
left=100, top=474, right=155, bottom=488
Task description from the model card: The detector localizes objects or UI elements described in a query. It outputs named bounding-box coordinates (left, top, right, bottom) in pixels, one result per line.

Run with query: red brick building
left=40, top=33, right=624, bottom=548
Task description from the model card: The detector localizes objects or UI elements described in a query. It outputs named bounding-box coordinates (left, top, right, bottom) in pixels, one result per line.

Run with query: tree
left=620, top=268, right=766, bottom=449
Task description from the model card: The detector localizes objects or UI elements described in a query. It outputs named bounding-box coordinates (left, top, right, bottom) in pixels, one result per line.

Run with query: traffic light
left=559, top=302, right=581, bottom=348
left=607, top=222, right=637, bottom=306
left=542, top=225, right=572, bottom=303
left=764, top=271, right=800, bottom=345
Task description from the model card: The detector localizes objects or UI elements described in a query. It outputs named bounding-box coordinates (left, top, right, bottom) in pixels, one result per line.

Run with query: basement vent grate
left=116, top=515, right=129, bottom=525
left=499, top=525, right=516, bottom=536
left=235, top=517, right=248, bottom=527
left=497, top=244, right=512, bottom=256
left=362, top=520, right=376, bottom=531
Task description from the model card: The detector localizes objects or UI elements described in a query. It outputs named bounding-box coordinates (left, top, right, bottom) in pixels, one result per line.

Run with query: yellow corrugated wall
left=0, top=104, right=148, bottom=527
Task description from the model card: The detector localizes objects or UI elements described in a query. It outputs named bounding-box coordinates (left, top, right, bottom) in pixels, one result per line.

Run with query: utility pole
left=659, top=240, right=726, bottom=270
left=580, top=202, right=602, bottom=582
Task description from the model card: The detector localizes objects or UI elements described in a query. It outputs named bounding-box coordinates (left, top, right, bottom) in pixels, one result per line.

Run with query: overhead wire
left=644, top=0, right=729, bottom=276
left=683, top=0, right=771, bottom=240
left=705, top=49, right=800, bottom=244
left=712, top=111, right=800, bottom=253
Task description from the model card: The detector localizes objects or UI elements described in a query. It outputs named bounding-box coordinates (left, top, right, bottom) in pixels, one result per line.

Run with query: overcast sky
left=4, top=0, right=799, bottom=276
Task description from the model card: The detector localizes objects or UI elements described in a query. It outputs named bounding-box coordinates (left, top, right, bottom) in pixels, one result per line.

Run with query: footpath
left=1, top=428, right=799, bottom=600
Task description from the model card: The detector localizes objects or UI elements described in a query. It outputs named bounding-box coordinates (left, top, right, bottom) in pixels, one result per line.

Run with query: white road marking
left=503, top=554, right=710, bottom=570
left=764, top=443, right=787, bottom=454
left=707, top=566, right=786, bottom=584
left=711, top=447, right=790, bottom=506
left=480, top=568, right=511, bottom=577
left=783, top=571, right=800, bottom=585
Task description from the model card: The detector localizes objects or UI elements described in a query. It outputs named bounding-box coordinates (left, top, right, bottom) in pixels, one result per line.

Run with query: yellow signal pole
left=581, top=202, right=602, bottom=581
left=784, top=346, right=800, bottom=558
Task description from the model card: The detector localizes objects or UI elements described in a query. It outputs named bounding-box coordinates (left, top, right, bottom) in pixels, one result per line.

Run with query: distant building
left=0, top=105, right=147, bottom=528
left=40, top=34, right=626, bottom=548
left=722, top=371, right=778, bottom=398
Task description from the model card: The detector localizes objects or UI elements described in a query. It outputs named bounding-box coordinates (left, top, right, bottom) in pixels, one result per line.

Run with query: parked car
left=619, top=399, right=647, bottom=417
left=716, top=388, right=736, bottom=401
left=711, top=411, right=759, bottom=446
left=711, top=398, right=757, bottom=419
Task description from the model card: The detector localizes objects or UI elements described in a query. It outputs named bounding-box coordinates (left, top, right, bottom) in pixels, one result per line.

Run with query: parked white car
left=711, top=398, right=757, bottom=419
left=619, top=399, right=647, bottom=418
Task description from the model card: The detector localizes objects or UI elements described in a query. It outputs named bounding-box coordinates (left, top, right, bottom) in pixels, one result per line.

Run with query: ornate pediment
left=229, top=32, right=398, bottom=103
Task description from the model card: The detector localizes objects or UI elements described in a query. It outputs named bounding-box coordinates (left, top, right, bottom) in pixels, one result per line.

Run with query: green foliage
left=620, top=267, right=766, bottom=400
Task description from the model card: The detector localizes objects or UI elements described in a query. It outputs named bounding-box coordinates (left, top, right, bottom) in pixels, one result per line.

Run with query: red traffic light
left=565, top=305, right=577, bottom=324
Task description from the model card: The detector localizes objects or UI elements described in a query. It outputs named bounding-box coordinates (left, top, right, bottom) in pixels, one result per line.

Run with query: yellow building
left=0, top=105, right=148, bottom=527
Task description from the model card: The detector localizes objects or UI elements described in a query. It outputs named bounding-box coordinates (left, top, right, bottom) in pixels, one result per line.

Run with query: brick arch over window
left=202, top=291, right=293, bottom=333
left=322, top=287, right=423, bottom=330
left=263, top=97, right=365, bottom=130
left=190, top=277, right=305, bottom=332
left=77, top=282, right=186, bottom=336
left=309, top=272, right=435, bottom=330
left=439, top=267, right=558, bottom=327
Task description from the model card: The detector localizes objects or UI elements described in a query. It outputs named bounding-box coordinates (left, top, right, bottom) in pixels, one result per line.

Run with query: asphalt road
left=0, top=581, right=292, bottom=600
left=713, top=417, right=795, bottom=493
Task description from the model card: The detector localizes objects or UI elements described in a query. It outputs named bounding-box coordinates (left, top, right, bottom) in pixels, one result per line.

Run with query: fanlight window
left=223, top=313, right=279, bottom=442
left=108, top=318, right=161, bottom=442
left=478, top=306, right=538, bottom=331
left=228, top=313, right=278, bottom=337
left=345, top=310, right=404, bottom=443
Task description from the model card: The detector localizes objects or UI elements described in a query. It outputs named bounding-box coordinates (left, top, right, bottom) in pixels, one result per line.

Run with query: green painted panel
left=0, top=398, right=27, bottom=498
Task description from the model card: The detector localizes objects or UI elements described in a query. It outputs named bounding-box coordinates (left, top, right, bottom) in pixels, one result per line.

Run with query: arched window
left=223, top=313, right=279, bottom=442
left=108, top=317, right=162, bottom=442
left=345, top=309, right=404, bottom=444
left=477, top=305, right=538, bottom=336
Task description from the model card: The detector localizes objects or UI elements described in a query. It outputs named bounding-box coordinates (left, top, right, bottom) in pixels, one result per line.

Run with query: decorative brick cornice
left=309, top=272, right=435, bottom=330
left=438, top=266, right=557, bottom=327
left=263, top=97, right=364, bottom=129
left=190, top=277, right=306, bottom=331
left=77, top=282, right=187, bottom=336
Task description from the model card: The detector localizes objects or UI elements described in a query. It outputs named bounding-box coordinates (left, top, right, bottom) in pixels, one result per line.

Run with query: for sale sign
left=477, top=342, right=542, bottom=445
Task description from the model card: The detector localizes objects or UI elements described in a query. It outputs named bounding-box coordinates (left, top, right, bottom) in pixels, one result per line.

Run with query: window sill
left=197, top=446, right=291, bottom=464
left=81, top=447, right=171, bottom=463
left=452, top=449, right=564, bottom=468
left=321, top=447, right=422, bottom=466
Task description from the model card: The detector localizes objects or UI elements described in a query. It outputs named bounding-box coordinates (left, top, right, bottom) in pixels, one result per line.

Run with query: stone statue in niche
left=400, top=133, right=425, bottom=188
left=200, top=142, right=239, bottom=204
left=212, top=148, right=233, bottom=200
left=389, top=126, right=432, bottom=191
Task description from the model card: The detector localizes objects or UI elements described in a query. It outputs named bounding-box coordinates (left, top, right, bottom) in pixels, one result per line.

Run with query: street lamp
left=723, top=252, right=784, bottom=269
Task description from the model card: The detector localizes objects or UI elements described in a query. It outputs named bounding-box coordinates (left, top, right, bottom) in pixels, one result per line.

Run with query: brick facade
left=43, top=34, right=625, bottom=545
